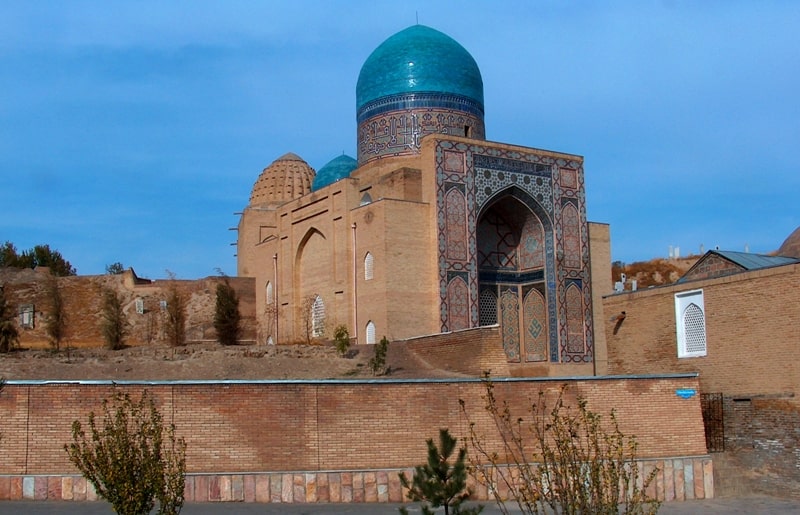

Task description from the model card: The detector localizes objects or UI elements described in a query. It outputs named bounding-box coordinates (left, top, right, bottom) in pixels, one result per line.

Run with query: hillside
left=611, top=256, right=699, bottom=289
left=0, top=340, right=457, bottom=381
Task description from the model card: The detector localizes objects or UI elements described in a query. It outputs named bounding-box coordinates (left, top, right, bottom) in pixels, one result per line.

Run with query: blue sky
left=1, top=1, right=798, bottom=279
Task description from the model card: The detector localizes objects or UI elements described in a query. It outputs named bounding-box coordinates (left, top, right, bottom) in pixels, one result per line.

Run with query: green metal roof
left=713, top=250, right=799, bottom=270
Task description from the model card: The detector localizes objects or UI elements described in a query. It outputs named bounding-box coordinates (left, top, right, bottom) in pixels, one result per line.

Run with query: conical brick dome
left=249, top=153, right=315, bottom=206
left=778, top=226, right=800, bottom=258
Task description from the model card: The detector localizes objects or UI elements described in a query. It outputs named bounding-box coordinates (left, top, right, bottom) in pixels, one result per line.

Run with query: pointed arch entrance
left=477, top=192, right=554, bottom=362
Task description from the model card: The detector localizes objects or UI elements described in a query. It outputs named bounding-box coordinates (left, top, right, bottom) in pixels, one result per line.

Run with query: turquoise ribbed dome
left=312, top=154, right=357, bottom=191
left=356, top=25, right=484, bottom=111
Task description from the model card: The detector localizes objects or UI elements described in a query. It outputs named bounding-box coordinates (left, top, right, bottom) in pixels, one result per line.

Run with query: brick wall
left=603, top=263, right=800, bottom=397
left=402, top=326, right=509, bottom=376
left=0, top=375, right=710, bottom=503
left=402, top=326, right=601, bottom=378
left=682, top=253, right=744, bottom=282
left=602, top=262, right=800, bottom=498
left=0, top=268, right=256, bottom=347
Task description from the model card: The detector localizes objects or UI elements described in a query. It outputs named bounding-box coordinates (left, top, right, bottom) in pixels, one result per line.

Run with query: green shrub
left=333, top=324, right=350, bottom=356
left=65, top=391, right=186, bottom=515
left=214, top=278, right=241, bottom=346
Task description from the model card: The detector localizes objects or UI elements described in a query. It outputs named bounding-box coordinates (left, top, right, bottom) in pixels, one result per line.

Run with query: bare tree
left=299, top=295, right=317, bottom=344
left=164, top=282, right=187, bottom=347
left=44, top=275, right=66, bottom=351
left=0, top=286, right=19, bottom=353
left=460, top=378, right=661, bottom=515
left=263, top=302, right=278, bottom=345
left=100, top=288, right=127, bottom=350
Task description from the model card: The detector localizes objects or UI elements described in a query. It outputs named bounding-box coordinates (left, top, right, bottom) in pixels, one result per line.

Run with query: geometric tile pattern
left=565, top=283, right=585, bottom=354
left=435, top=139, right=594, bottom=364
left=500, top=286, right=521, bottom=362
left=447, top=275, right=470, bottom=331
left=523, top=288, right=548, bottom=362
left=445, top=188, right=468, bottom=262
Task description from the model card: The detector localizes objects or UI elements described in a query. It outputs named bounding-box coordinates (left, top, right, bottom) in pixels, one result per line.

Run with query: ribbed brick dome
left=249, top=153, right=315, bottom=206
left=778, top=226, right=800, bottom=258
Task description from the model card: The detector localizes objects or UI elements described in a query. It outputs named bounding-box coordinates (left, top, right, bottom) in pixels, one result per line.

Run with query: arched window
left=366, top=321, right=376, bottom=345
left=364, top=252, right=374, bottom=281
left=266, top=281, right=274, bottom=304
left=311, top=295, right=325, bottom=337
left=675, top=289, right=706, bottom=357
left=360, top=192, right=372, bottom=206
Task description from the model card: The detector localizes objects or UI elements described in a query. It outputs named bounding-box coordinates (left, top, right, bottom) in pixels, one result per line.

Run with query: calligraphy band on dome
left=357, top=92, right=485, bottom=124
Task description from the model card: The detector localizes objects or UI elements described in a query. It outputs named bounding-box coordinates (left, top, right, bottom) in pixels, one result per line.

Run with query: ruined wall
left=0, top=375, right=711, bottom=503
left=0, top=268, right=256, bottom=347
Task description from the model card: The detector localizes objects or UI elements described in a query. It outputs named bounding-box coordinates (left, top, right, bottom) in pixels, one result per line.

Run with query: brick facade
left=0, top=375, right=711, bottom=503
left=603, top=262, right=800, bottom=497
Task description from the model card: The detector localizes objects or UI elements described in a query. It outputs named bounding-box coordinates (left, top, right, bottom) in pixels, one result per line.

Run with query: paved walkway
left=0, top=497, right=799, bottom=514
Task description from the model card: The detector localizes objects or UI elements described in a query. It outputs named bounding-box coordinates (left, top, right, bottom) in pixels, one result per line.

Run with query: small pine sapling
left=399, top=428, right=483, bottom=515
left=368, top=336, right=390, bottom=375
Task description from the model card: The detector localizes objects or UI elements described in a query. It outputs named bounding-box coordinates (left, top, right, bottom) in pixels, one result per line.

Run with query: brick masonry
left=0, top=375, right=712, bottom=503
left=0, top=268, right=256, bottom=347
left=602, top=262, right=800, bottom=498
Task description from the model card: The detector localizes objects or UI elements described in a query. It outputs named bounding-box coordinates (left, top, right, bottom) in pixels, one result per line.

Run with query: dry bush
left=460, top=378, right=660, bottom=515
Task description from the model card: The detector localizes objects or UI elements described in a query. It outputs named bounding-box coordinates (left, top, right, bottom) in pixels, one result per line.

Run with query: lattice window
left=366, top=321, right=376, bottom=344
left=675, top=289, right=707, bottom=358
left=311, top=295, right=325, bottom=338
left=364, top=252, right=374, bottom=281
left=479, top=289, right=498, bottom=326
left=266, top=281, right=274, bottom=304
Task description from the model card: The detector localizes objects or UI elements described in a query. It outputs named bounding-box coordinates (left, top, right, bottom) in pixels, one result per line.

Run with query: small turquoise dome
left=312, top=154, right=358, bottom=191
left=356, top=25, right=484, bottom=111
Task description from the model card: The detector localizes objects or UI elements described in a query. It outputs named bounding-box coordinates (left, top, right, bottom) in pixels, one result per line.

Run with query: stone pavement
left=1, top=497, right=799, bottom=514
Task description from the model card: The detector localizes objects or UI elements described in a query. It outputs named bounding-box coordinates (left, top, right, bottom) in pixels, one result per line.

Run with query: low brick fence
left=0, top=375, right=712, bottom=503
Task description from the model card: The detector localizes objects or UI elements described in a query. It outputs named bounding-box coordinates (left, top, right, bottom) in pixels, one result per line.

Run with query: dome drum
left=356, top=25, right=485, bottom=165
left=357, top=105, right=485, bottom=164
left=357, top=92, right=484, bottom=124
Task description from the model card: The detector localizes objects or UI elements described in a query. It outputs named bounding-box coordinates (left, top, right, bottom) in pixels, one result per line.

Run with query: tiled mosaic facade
left=357, top=93, right=485, bottom=164
left=435, top=140, right=593, bottom=363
